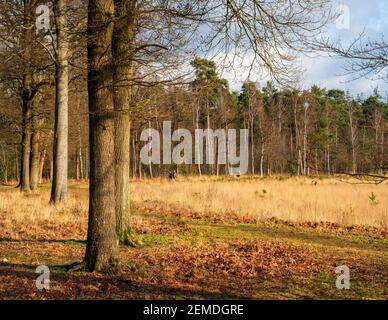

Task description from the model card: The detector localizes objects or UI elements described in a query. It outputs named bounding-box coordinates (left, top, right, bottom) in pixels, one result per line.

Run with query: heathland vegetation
left=0, top=0, right=387, bottom=300
left=0, top=177, right=387, bottom=299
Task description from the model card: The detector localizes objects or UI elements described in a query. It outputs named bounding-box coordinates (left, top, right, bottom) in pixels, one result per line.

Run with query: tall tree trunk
left=84, top=0, right=118, bottom=272
left=76, top=152, right=80, bottom=180
left=112, top=0, right=135, bottom=234
left=260, top=142, right=265, bottom=177
left=50, top=0, right=69, bottom=204
left=148, top=122, right=153, bottom=178
left=79, top=143, right=84, bottom=180
left=380, top=124, right=385, bottom=174
left=302, top=104, right=308, bottom=175
left=195, top=102, right=202, bottom=176
left=15, top=145, right=19, bottom=183
left=30, top=114, right=43, bottom=190
left=20, top=97, right=31, bottom=192
left=290, top=128, right=293, bottom=159
left=132, top=132, right=136, bottom=178
left=293, top=96, right=301, bottom=175
left=29, top=129, right=40, bottom=190
left=39, top=147, right=46, bottom=183
left=1, top=145, right=8, bottom=183
left=19, top=0, right=38, bottom=192
left=250, top=120, right=255, bottom=175
left=77, top=99, right=84, bottom=180
left=347, top=101, right=357, bottom=173
left=85, top=146, right=89, bottom=180
left=49, top=157, right=53, bottom=182
left=216, top=137, right=219, bottom=176
left=206, top=103, right=212, bottom=175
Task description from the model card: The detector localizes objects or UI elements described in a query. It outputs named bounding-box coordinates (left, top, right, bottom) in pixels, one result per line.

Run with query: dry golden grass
left=0, top=176, right=387, bottom=241
left=0, top=186, right=88, bottom=240
left=0, top=177, right=387, bottom=300
left=130, top=176, right=388, bottom=229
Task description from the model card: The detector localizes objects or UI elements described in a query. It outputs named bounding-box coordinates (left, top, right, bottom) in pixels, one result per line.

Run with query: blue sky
left=221, top=0, right=388, bottom=98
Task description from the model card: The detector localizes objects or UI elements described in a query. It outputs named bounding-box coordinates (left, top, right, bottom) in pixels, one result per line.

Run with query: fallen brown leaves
left=137, top=241, right=333, bottom=282
left=267, top=218, right=388, bottom=238
left=0, top=219, right=87, bottom=242
left=0, top=238, right=386, bottom=299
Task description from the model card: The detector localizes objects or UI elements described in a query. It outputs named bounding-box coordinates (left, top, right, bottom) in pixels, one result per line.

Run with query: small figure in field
left=169, top=170, right=177, bottom=180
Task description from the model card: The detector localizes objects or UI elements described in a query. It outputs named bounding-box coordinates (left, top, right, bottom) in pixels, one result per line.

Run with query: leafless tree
left=315, top=33, right=388, bottom=82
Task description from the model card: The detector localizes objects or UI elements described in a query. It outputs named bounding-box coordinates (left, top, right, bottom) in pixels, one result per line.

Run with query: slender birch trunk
left=50, top=0, right=69, bottom=204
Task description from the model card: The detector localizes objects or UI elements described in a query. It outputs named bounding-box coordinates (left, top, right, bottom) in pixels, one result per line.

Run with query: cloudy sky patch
left=220, top=0, right=388, bottom=97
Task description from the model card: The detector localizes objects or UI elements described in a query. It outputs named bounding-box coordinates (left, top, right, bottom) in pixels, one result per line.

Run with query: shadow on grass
left=0, top=261, right=256, bottom=300
left=0, top=238, right=86, bottom=245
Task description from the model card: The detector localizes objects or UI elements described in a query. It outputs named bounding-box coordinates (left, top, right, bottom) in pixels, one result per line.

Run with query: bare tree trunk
left=347, top=101, right=357, bottom=173
left=84, top=0, right=118, bottom=272
left=15, top=145, right=19, bottom=183
left=20, top=98, right=31, bottom=192
left=85, top=146, right=89, bottom=180
left=112, top=0, right=135, bottom=234
left=216, top=137, right=219, bottom=177
left=293, top=97, right=301, bottom=175
left=30, top=114, right=43, bottom=190
left=260, top=142, right=265, bottom=177
left=138, top=155, right=142, bottom=179
left=49, top=157, right=53, bottom=182
left=76, top=152, right=80, bottom=180
left=79, top=142, right=84, bottom=180
left=1, top=145, right=8, bottom=183
left=18, top=0, right=38, bottom=192
left=247, top=92, right=255, bottom=175
left=267, top=157, right=272, bottom=176
left=302, top=103, right=308, bottom=175
left=132, top=131, right=137, bottom=178
left=77, top=99, right=84, bottom=180
left=148, top=122, right=153, bottom=178
left=250, top=120, right=255, bottom=175
left=29, top=129, right=40, bottom=190
left=380, top=124, right=385, bottom=174
left=50, top=0, right=69, bottom=204
left=297, top=149, right=302, bottom=176
left=206, top=104, right=212, bottom=175
left=39, top=147, right=46, bottom=183
left=195, top=101, right=202, bottom=176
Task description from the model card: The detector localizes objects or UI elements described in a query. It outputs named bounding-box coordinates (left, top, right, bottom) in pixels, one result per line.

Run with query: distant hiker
left=169, top=170, right=177, bottom=180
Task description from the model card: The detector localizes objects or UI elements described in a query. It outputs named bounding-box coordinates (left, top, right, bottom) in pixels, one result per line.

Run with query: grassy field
left=0, top=176, right=387, bottom=299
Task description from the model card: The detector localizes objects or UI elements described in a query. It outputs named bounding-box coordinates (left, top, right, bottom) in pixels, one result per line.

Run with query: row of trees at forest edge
left=2, top=56, right=387, bottom=183
left=0, top=0, right=386, bottom=271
